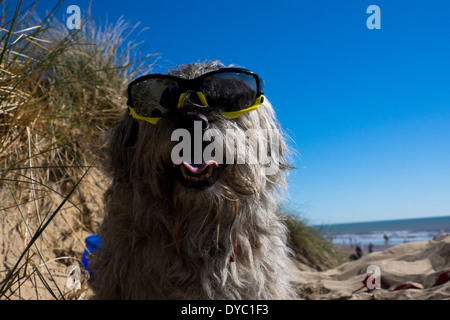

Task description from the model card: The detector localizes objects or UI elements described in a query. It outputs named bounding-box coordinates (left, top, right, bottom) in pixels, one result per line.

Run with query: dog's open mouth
left=173, top=160, right=219, bottom=189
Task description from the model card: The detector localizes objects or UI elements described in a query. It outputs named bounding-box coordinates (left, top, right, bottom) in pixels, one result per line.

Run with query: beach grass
left=283, top=212, right=345, bottom=271
left=1, top=0, right=342, bottom=300
left=0, top=0, right=154, bottom=299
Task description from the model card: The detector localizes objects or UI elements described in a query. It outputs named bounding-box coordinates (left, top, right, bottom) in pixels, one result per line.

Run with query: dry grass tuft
left=283, top=212, right=345, bottom=271
left=0, top=0, right=156, bottom=299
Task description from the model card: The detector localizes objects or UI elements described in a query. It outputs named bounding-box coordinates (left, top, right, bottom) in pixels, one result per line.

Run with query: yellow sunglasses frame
left=128, top=93, right=264, bottom=125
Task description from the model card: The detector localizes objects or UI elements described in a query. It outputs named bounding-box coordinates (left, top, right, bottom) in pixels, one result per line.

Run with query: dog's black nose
left=178, top=112, right=210, bottom=134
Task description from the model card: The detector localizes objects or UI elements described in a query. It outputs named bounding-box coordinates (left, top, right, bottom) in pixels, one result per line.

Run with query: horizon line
left=311, top=214, right=450, bottom=227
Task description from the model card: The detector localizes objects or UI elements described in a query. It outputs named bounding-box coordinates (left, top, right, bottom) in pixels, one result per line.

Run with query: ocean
left=314, top=215, right=450, bottom=246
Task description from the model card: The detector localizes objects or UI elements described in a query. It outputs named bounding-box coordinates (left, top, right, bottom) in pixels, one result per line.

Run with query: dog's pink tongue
left=182, top=160, right=218, bottom=174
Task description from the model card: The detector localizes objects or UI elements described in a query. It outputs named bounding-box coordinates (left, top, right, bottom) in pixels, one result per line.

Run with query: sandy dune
left=292, top=233, right=450, bottom=299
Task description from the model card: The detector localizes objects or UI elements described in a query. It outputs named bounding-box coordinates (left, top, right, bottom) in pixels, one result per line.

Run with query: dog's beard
left=126, top=105, right=284, bottom=246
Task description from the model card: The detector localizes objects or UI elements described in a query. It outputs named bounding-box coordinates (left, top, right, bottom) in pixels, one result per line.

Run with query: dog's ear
left=107, top=112, right=139, bottom=182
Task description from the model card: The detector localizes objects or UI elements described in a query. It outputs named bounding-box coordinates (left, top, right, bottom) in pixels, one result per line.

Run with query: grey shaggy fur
left=90, top=61, right=297, bottom=299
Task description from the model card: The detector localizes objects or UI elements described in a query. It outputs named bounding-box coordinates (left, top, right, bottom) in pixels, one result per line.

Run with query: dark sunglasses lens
left=202, top=72, right=258, bottom=112
left=130, top=78, right=180, bottom=117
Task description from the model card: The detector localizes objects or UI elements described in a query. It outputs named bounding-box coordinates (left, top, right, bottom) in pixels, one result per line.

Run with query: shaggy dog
left=90, top=61, right=296, bottom=299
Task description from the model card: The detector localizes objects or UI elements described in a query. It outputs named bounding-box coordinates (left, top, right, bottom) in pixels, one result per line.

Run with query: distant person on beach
left=384, top=234, right=389, bottom=245
left=356, top=243, right=363, bottom=258
left=368, top=243, right=374, bottom=253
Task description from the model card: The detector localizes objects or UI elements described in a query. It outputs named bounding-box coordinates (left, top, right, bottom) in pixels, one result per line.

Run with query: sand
left=292, top=233, right=450, bottom=300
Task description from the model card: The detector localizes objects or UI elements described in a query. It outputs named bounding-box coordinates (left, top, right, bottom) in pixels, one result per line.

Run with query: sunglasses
left=127, top=68, right=264, bottom=124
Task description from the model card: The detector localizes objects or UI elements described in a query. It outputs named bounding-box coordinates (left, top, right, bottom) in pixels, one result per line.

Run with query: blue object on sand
left=81, top=234, right=102, bottom=280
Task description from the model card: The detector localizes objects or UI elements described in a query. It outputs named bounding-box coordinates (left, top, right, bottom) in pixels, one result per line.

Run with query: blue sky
left=35, top=0, right=450, bottom=224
